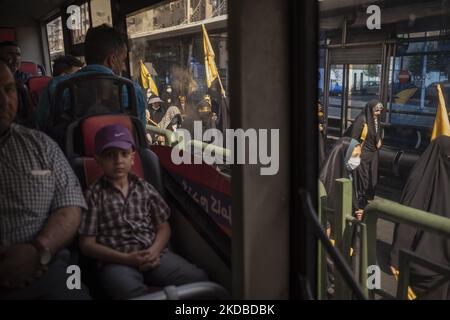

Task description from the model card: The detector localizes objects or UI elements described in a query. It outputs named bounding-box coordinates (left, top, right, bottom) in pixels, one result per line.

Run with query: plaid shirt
left=0, top=124, right=87, bottom=245
left=79, top=174, right=170, bottom=253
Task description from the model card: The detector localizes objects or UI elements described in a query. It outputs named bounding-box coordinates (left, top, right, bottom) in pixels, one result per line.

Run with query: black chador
left=347, top=100, right=383, bottom=203
left=319, top=137, right=365, bottom=227
left=390, top=135, right=450, bottom=299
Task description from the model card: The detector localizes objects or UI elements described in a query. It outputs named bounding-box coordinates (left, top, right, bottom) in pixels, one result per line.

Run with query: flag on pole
left=202, top=24, right=220, bottom=89
left=139, top=60, right=159, bottom=96
left=431, top=84, right=450, bottom=140
left=202, top=24, right=229, bottom=131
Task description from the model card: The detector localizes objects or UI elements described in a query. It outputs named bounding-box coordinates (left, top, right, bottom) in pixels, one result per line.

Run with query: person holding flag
left=202, top=24, right=229, bottom=132
left=139, top=59, right=159, bottom=98
left=390, top=84, right=450, bottom=299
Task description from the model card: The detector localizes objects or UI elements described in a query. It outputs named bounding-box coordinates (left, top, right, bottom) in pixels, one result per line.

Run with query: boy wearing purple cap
left=78, top=124, right=207, bottom=299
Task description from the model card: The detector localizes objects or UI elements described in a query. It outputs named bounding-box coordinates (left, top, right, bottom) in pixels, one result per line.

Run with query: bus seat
left=27, top=76, right=52, bottom=107
left=66, top=114, right=164, bottom=196
left=67, top=114, right=165, bottom=299
left=45, top=73, right=138, bottom=149
left=13, top=81, right=37, bottom=129
left=20, top=61, right=45, bottom=76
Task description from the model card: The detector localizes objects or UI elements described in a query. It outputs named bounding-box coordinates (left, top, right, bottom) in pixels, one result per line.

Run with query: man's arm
left=34, top=206, right=82, bottom=255
left=0, top=206, right=82, bottom=289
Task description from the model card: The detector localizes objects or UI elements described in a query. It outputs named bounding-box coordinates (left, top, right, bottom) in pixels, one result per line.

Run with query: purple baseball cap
left=95, top=124, right=135, bottom=155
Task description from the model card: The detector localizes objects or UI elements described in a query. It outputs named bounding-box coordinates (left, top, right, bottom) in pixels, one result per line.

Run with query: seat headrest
left=20, top=61, right=39, bottom=76
left=27, top=76, right=52, bottom=91
left=80, top=115, right=134, bottom=157
left=27, top=76, right=52, bottom=105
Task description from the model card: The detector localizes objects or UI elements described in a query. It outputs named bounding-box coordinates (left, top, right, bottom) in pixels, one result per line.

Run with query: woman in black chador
left=319, top=137, right=366, bottom=230
left=390, top=135, right=450, bottom=299
left=319, top=137, right=365, bottom=298
left=348, top=100, right=384, bottom=203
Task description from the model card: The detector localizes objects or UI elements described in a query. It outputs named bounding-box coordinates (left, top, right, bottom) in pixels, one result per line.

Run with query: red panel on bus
left=0, top=28, right=15, bottom=42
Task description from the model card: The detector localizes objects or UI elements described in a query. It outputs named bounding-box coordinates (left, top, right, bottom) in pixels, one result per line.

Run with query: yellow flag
left=431, top=84, right=450, bottom=140
left=139, top=60, right=159, bottom=96
left=202, top=24, right=219, bottom=88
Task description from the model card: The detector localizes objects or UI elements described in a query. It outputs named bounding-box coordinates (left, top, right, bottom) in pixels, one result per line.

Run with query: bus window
left=126, top=0, right=228, bottom=106
left=389, top=39, right=450, bottom=129
left=91, top=0, right=113, bottom=27
left=71, top=2, right=91, bottom=45
left=318, top=0, right=450, bottom=301
left=327, top=64, right=344, bottom=138
left=347, top=64, right=381, bottom=124
left=46, top=16, right=65, bottom=68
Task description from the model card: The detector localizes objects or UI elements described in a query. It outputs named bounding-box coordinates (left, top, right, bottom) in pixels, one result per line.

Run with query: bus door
left=324, top=45, right=384, bottom=139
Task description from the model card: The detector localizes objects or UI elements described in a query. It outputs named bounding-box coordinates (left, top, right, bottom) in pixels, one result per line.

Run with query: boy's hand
left=138, top=246, right=163, bottom=271
left=126, top=251, right=147, bottom=268
left=138, top=257, right=161, bottom=272
left=143, top=246, right=161, bottom=263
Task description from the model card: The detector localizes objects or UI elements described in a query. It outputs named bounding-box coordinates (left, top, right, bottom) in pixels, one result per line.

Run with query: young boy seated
left=78, top=124, right=208, bottom=299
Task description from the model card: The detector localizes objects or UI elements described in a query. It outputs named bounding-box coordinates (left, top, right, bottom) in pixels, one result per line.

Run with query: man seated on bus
left=0, top=47, right=35, bottom=128
left=0, top=61, right=90, bottom=300
left=78, top=124, right=208, bottom=299
left=0, top=41, right=30, bottom=85
left=52, top=55, right=84, bottom=77
left=36, top=24, right=147, bottom=129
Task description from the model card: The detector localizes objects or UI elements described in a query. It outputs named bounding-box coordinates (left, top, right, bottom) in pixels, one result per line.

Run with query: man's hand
left=0, top=244, right=45, bottom=289
left=355, top=209, right=364, bottom=221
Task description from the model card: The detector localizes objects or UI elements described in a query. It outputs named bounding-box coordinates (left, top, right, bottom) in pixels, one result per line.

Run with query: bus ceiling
left=0, top=0, right=67, bottom=27
left=320, top=0, right=450, bottom=34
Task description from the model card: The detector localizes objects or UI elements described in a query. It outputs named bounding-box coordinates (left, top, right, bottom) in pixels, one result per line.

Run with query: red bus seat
left=20, top=61, right=45, bottom=77
left=67, top=114, right=165, bottom=299
left=66, top=114, right=164, bottom=196
left=27, top=76, right=52, bottom=107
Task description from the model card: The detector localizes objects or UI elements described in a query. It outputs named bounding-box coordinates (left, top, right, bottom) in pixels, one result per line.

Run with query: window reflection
left=91, top=0, right=113, bottom=27
left=71, top=2, right=91, bottom=45
left=46, top=16, right=65, bottom=67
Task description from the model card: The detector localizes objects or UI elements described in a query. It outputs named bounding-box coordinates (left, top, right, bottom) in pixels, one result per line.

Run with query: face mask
left=346, top=156, right=361, bottom=171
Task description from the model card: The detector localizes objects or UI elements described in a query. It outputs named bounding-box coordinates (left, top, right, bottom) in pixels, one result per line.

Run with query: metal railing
left=146, top=125, right=231, bottom=162
left=319, top=178, right=450, bottom=300
left=146, top=125, right=178, bottom=146
left=364, top=198, right=450, bottom=299
left=302, top=189, right=367, bottom=300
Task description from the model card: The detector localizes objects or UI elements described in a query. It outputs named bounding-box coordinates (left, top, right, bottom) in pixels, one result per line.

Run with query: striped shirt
left=79, top=174, right=170, bottom=253
left=0, top=124, right=87, bottom=245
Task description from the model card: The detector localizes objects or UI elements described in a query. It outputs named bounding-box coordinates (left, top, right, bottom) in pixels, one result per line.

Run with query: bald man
left=0, top=61, right=90, bottom=300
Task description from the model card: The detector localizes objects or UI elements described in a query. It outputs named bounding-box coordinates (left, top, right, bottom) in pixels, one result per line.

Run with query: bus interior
left=0, top=0, right=450, bottom=300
